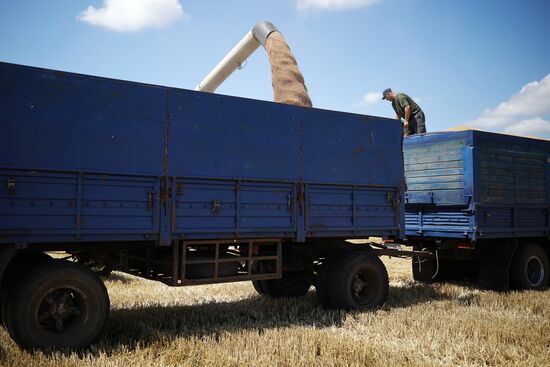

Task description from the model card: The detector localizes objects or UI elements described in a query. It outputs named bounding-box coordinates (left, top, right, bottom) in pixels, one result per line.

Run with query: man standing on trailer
left=382, top=88, right=426, bottom=136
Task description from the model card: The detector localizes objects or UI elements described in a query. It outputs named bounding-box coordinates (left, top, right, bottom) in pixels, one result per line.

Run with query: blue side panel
left=473, top=131, right=550, bottom=239
left=405, top=130, right=550, bottom=240
left=306, top=184, right=401, bottom=238
left=172, top=178, right=295, bottom=240
left=168, top=87, right=404, bottom=241
left=0, top=62, right=164, bottom=244
left=168, top=89, right=300, bottom=181
left=0, top=62, right=405, bottom=245
left=404, top=131, right=474, bottom=238
left=474, top=205, right=550, bottom=238
left=80, top=174, right=158, bottom=231
left=0, top=170, right=77, bottom=231
left=0, top=169, right=160, bottom=243
left=476, top=132, right=548, bottom=204
left=0, top=63, right=166, bottom=175
left=404, top=131, right=472, bottom=205
left=301, top=109, right=403, bottom=186
left=405, top=207, right=472, bottom=238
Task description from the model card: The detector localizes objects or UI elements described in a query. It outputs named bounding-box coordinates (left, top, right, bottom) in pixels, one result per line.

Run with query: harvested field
left=1, top=255, right=549, bottom=366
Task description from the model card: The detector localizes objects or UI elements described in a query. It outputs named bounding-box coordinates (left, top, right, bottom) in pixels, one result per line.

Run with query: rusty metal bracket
left=6, top=178, right=15, bottom=194
left=147, top=192, right=156, bottom=211
left=211, top=200, right=220, bottom=214
left=287, top=194, right=293, bottom=211
left=296, top=183, right=304, bottom=215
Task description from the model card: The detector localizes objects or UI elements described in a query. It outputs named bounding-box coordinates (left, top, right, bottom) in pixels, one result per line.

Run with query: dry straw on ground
left=1, top=255, right=549, bottom=366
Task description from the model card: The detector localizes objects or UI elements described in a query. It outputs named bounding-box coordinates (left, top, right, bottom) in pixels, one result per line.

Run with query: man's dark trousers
left=404, top=110, right=426, bottom=136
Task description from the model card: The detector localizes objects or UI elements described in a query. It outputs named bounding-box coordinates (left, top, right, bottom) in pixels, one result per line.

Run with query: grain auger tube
left=195, top=21, right=312, bottom=108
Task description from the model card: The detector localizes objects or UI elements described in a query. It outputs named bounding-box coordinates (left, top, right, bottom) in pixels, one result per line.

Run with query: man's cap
left=382, top=88, right=392, bottom=100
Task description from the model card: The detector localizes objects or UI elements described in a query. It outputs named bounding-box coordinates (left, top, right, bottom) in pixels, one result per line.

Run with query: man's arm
left=404, top=105, right=411, bottom=128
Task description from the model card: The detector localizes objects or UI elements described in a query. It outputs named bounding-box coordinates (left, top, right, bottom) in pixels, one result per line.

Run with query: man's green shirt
left=391, top=93, right=421, bottom=118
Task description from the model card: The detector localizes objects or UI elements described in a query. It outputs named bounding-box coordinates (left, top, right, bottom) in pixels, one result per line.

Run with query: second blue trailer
left=404, top=130, right=550, bottom=291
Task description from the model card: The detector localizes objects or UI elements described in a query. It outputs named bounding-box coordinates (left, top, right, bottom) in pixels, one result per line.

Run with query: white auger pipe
left=195, top=21, right=278, bottom=93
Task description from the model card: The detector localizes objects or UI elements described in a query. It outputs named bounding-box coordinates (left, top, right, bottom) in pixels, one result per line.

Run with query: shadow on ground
left=70, top=281, right=466, bottom=356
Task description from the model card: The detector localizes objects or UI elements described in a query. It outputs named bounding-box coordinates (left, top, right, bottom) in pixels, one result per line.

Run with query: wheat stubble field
left=1, top=254, right=549, bottom=367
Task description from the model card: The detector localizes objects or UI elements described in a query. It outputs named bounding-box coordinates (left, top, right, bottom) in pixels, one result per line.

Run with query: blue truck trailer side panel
left=404, top=130, right=550, bottom=240
left=0, top=62, right=404, bottom=245
left=0, top=63, right=166, bottom=175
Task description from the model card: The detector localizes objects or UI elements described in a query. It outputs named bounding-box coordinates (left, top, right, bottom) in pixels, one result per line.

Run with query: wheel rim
left=526, top=256, right=544, bottom=287
left=35, top=287, right=86, bottom=335
left=350, top=269, right=378, bottom=305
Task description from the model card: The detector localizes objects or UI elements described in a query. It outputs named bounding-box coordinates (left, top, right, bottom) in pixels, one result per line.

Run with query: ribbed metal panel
left=404, top=137, right=469, bottom=205
left=0, top=169, right=159, bottom=242
left=306, top=184, right=400, bottom=238
left=478, top=142, right=547, bottom=204
left=0, top=62, right=405, bottom=245
left=405, top=210, right=471, bottom=237
left=172, top=178, right=295, bottom=239
left=405, top=130, right=550, bottom=240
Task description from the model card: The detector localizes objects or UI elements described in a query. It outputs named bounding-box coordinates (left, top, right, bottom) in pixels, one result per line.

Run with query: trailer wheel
left=258, top=271, right=311, bottom=298
left=251, top=280, right=267, bottom=295
left=510, top=244, right=549, bottom=290
left=328, top=252, right=388, bottom=310
left=315, top=254, right=342, bottom=308
left=1, top=252, right=53, bottom=328
left=250, top=261, right=267, bottom=295
left=5, top=260, right=110, bottom=350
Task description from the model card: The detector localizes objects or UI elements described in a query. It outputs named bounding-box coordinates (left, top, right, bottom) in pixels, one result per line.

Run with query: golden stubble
left=2, top=256, right=549, bottom=367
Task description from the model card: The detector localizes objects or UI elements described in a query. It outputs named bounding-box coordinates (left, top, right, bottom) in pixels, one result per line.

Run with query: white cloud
left=413, top=96, right=433, bottom=105
left=469, top=73, right=550, bottom=137
left=296, top=0, right=380, bottom=11
left=77, top=0, right=186, bottom=32
left=503, top=117, right=550, bottom=137
left=356, top=92, right=382, bottom=106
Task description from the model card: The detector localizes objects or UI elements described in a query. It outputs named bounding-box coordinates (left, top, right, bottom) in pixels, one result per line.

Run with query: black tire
left=328, top=252, right=388, bottom=310
left=251, top=280, right=267, bottom=295
left=259, top=271, right=312, bottom=298
left=315, top=254, right=342, bottom=308
left=1, top=252, right=53, bottom=328
left=5, top=260, right=110, bottom=350
left=250, top=261, right=267, bottom=295
left=510, top=244, right=549, bottom=290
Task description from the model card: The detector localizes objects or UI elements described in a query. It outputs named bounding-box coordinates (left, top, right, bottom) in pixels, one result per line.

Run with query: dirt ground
left=1, top=255, right=549, bottom=367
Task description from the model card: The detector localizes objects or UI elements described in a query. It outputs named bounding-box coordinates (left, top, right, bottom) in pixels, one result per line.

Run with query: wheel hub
left=38, top=288, right=83, bottom=333
left=51, top=302, right=67, bottom=318
left=352, top=274, right=366, bottom=295
left=526, top=256, right=544, bottom=287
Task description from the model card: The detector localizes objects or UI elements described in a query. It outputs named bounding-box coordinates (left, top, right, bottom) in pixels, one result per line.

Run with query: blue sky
left=1, top=0, right=549, bottom=137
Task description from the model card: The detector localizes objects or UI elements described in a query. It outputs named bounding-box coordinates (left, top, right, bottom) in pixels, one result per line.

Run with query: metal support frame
left=368, top=242, right=432, bottom=259
left=118, top=239, right=282, bottom=286
left=174, top=239, right=282, bottom=286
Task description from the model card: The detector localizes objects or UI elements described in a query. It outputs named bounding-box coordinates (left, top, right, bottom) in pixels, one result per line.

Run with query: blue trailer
left=0, top=62, right=408, bottom=349
left=404, top=130, right=550, bottom=291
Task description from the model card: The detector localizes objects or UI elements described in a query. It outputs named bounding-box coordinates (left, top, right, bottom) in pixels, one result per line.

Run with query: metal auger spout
left=195, top=21, right=278, bottom=93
